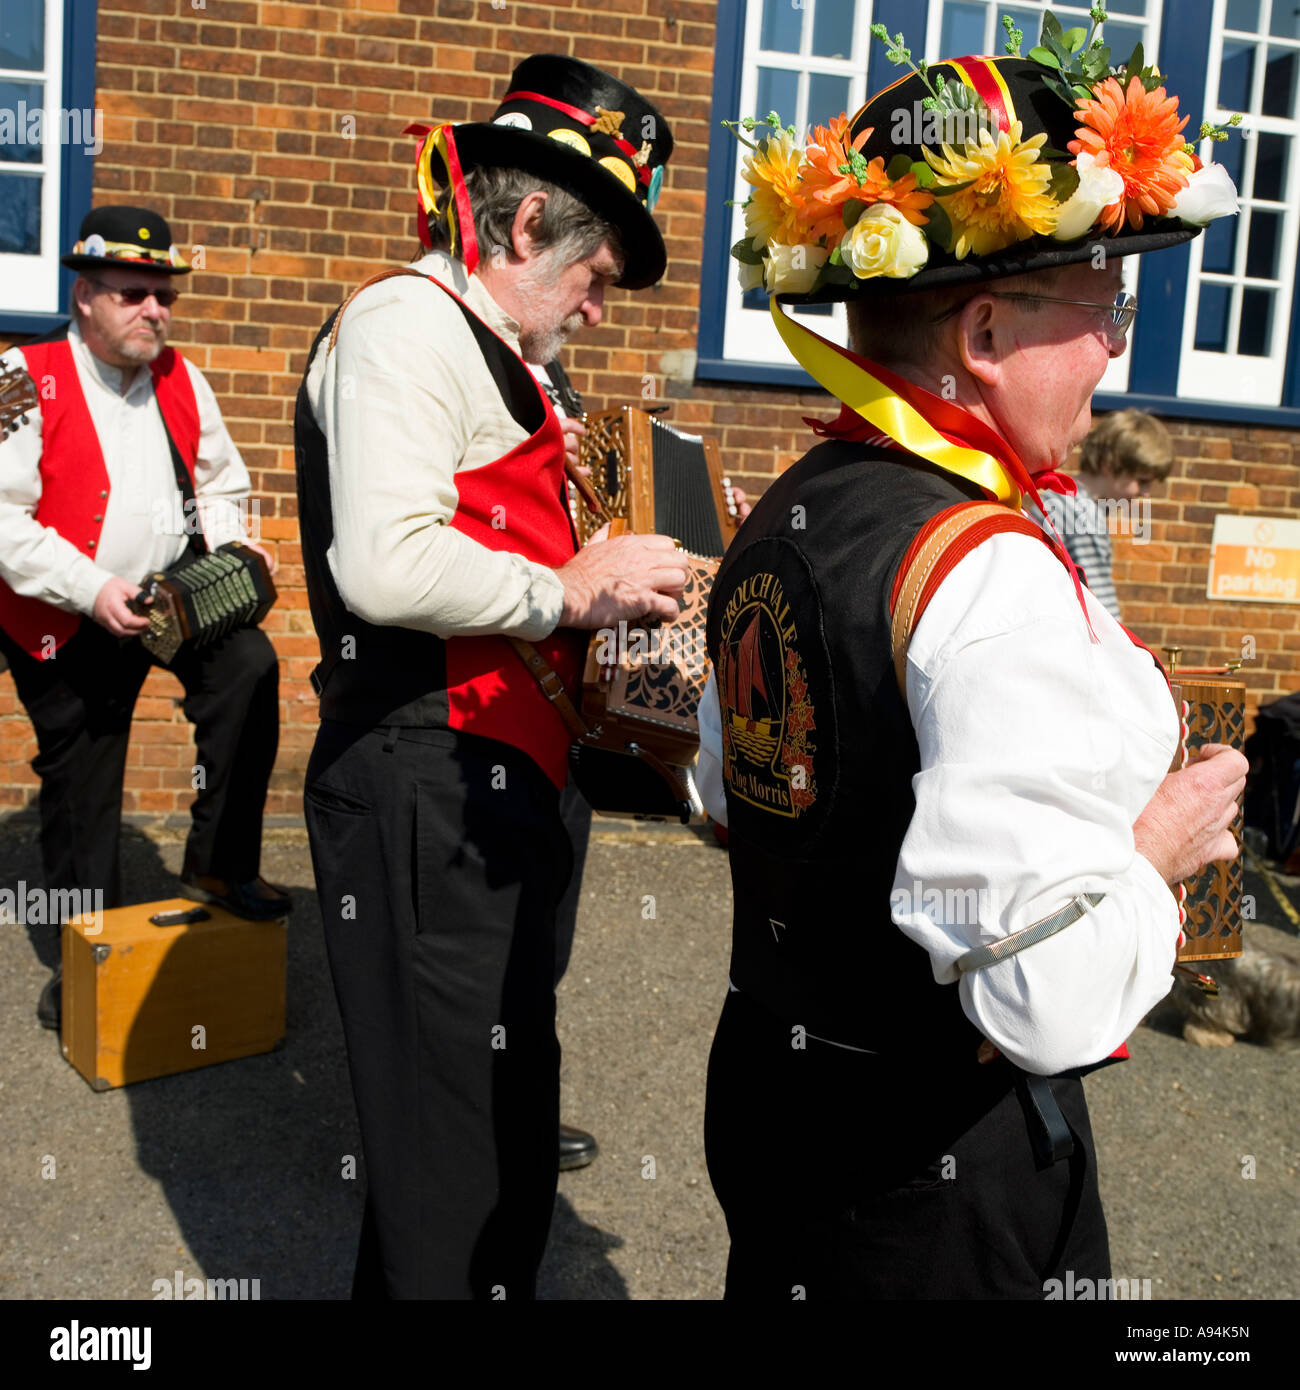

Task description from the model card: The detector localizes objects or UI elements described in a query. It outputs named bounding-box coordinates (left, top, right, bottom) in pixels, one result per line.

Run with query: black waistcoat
left=706, top=440, right=988, bottom=1056
left=293, top=294, right=548, bottom=728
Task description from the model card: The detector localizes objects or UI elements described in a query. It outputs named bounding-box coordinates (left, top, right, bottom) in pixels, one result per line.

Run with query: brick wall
left=2, top=0, right=1298, bottom=823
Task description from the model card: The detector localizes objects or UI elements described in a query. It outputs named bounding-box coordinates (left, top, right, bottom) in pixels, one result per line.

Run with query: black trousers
left=704, top=990, right=1111, bottom=1300
left=0, top=619, right=279, bottom=908
left=305, top=721, right=574, bottom=1300
left=553, top=776, right=592, bottom=987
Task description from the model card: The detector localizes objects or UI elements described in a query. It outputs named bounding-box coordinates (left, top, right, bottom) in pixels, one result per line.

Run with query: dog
left=1163, top=937, right=1300, bottom=1047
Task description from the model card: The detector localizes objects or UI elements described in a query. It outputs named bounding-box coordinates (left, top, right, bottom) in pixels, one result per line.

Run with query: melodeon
left=132, top=542, right=276, bottom=666
left=1166, top=650, right=1246, bottom=964
left=570, top=407, right=737, bottom=819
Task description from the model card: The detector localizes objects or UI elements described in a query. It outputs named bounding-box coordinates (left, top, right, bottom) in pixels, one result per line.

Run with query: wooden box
left=61, top=897, right=287, bottom=1090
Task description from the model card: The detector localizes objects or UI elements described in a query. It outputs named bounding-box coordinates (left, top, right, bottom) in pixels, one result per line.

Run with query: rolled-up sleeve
left=892, top=531, right=1181, bottom=1075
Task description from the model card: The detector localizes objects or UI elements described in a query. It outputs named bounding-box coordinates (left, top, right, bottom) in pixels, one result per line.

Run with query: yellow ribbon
left=768, top=297, right=1022, bottom=507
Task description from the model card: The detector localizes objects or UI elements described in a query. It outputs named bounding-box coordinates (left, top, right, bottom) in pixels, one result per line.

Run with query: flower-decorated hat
left=729, top=11, right=1238, bottom=302
left=61, top=206, right=190, bottom=275
left=405, top=54, right=674, bottom=290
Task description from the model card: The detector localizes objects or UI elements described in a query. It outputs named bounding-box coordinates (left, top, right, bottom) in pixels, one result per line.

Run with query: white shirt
left=303, top=251, right=566, bottom=641
left=698, top=529, right=1181, bottom=1076
left=0, top=321, right=252, bottom=615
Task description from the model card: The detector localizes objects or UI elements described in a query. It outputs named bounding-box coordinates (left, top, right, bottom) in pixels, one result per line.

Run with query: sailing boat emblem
left=717, top=570, right=817, bottom=818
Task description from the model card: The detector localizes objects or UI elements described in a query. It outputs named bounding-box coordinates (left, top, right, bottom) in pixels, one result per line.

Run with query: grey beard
left=519, top=317, right=581, bottom=365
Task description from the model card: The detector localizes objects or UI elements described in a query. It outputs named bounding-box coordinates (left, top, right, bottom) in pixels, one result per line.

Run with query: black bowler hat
left=408, top=54, right=673, bottom=290
left=61, top=205, right=191, bottom=275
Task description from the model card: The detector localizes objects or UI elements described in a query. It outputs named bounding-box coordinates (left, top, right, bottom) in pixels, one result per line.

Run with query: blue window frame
left=698, top=0, right=1300, bottom=424
left=0, top=0, right=98, bottom=336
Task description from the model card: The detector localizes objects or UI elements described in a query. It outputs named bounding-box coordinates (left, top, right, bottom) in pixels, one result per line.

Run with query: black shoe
left=37, top=965, right=61, bottom=1031
left=559, top=1123, right=598, bottom=1171
left=180, top=875, right=292, bottom=921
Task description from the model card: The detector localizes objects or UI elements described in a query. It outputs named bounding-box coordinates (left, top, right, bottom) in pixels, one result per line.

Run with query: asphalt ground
left=0, top=812, right=1296, bottom=1305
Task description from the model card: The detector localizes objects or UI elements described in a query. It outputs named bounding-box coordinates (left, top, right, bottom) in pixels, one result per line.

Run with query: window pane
left=756, top=67, right=800, bottom=129
left=1246, top=209, right=1282, bottom=278
left=1005, top=10, right=1041, bottom=55
left=1261, top=45, right=1298, bottom=117
left=1225, top=0, right=1260, bottom=31
left=808, top=73, right=850, bottom=127
left=0, top=81, right=45, bottom=165
left=1215, top=127, right=1246, bottom=189
left=1238, top=287, right=1273, bottom=354
left=1194, top=281, right=1231, bottom=350
left=1254, top=130, right=1288, bottom=201
left=1201, top=209, right=1238, bottom=273
left=1106, top=0, right=1150, bottom=14
left=940, top=3, right=988, bottom=59
left=761, top=0, right=803, bottom=53
left=1102, top=20, right=1146, bottom=63
left=811, top=0, right=854, bottom=59
left=1269, top=0, right=1300, bottom=37
left=1219, top=40, right=1256, bottom=109
left=0, top=173, right=41, bottom=253
left=0, top=1, right=44, bottom=71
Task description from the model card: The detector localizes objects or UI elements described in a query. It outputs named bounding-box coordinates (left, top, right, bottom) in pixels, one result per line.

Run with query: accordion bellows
left=139, top=542, right=276, bottom=665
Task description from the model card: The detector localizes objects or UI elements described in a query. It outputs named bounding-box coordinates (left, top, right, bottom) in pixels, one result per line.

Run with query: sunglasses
left=87, top=278, right=180, bottom=308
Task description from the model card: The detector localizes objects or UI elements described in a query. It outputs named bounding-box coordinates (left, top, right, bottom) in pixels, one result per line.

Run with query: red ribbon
left=403, top=123, right=479, bottom=275
left=502, top=89, right=654, bottom=186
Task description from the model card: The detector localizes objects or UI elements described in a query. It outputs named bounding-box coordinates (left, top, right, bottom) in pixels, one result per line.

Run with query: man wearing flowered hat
left=295, top=55, right=685, bottom=1299
left=699, top=19, right=1246, bottom=1298
left=0, top=206, right=288, bottom=1031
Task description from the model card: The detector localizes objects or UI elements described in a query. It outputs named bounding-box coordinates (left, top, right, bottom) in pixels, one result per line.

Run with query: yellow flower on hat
left=741, top=126, right=806, bottom=249
left=923, top=120, right=1058, bottom=259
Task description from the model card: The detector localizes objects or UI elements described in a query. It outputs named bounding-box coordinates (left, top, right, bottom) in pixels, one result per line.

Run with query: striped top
left=1040, top=483, right=1121, bottom=622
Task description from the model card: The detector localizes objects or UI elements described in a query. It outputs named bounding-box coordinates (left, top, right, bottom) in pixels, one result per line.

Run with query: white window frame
left=1177, top=0, right=1300, bottom=406
left=0, top=0, right=68, bottom=314
left=721, top=0, right=875, bottom=367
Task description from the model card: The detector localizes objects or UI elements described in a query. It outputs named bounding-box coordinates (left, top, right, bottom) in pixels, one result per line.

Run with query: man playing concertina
left=0, top=206, right=288, bottom=1034
left=295, top=56, right=688, bottom=1299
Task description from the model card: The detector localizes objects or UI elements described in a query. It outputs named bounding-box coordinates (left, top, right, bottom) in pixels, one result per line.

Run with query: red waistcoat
left=436, top=282, right=582, bottom=788
left=0, top=337, right=201, bottom=659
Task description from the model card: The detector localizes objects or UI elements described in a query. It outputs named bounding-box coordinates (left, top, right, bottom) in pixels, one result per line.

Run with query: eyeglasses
left=86, top=278, right=180, bottom=308
left=931, top=290, right=1138, bottom=341
left=988, top=290, right=1138, bottom=339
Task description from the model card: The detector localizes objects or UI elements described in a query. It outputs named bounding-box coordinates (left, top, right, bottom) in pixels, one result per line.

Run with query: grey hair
left=426, top=164, right=622, bottom=270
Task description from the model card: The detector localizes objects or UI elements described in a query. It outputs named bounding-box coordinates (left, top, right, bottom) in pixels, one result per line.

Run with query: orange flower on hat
left=923, top=120, right=1058, bottom=259
left=798, top=115, right=932, bottom=244
left=1069, top=76, right=1190, bottom=232
left=741, top=125, right=807, bottom=248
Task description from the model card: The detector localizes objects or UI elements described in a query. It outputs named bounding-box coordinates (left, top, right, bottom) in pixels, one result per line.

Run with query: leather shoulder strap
left=889, top=501, right=1055, bottom=700
left=327, top=266, right=428, bottom=354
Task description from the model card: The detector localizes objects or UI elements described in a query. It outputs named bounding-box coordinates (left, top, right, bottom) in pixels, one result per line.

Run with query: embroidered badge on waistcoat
left=716, top=570, right=817, bottom=817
